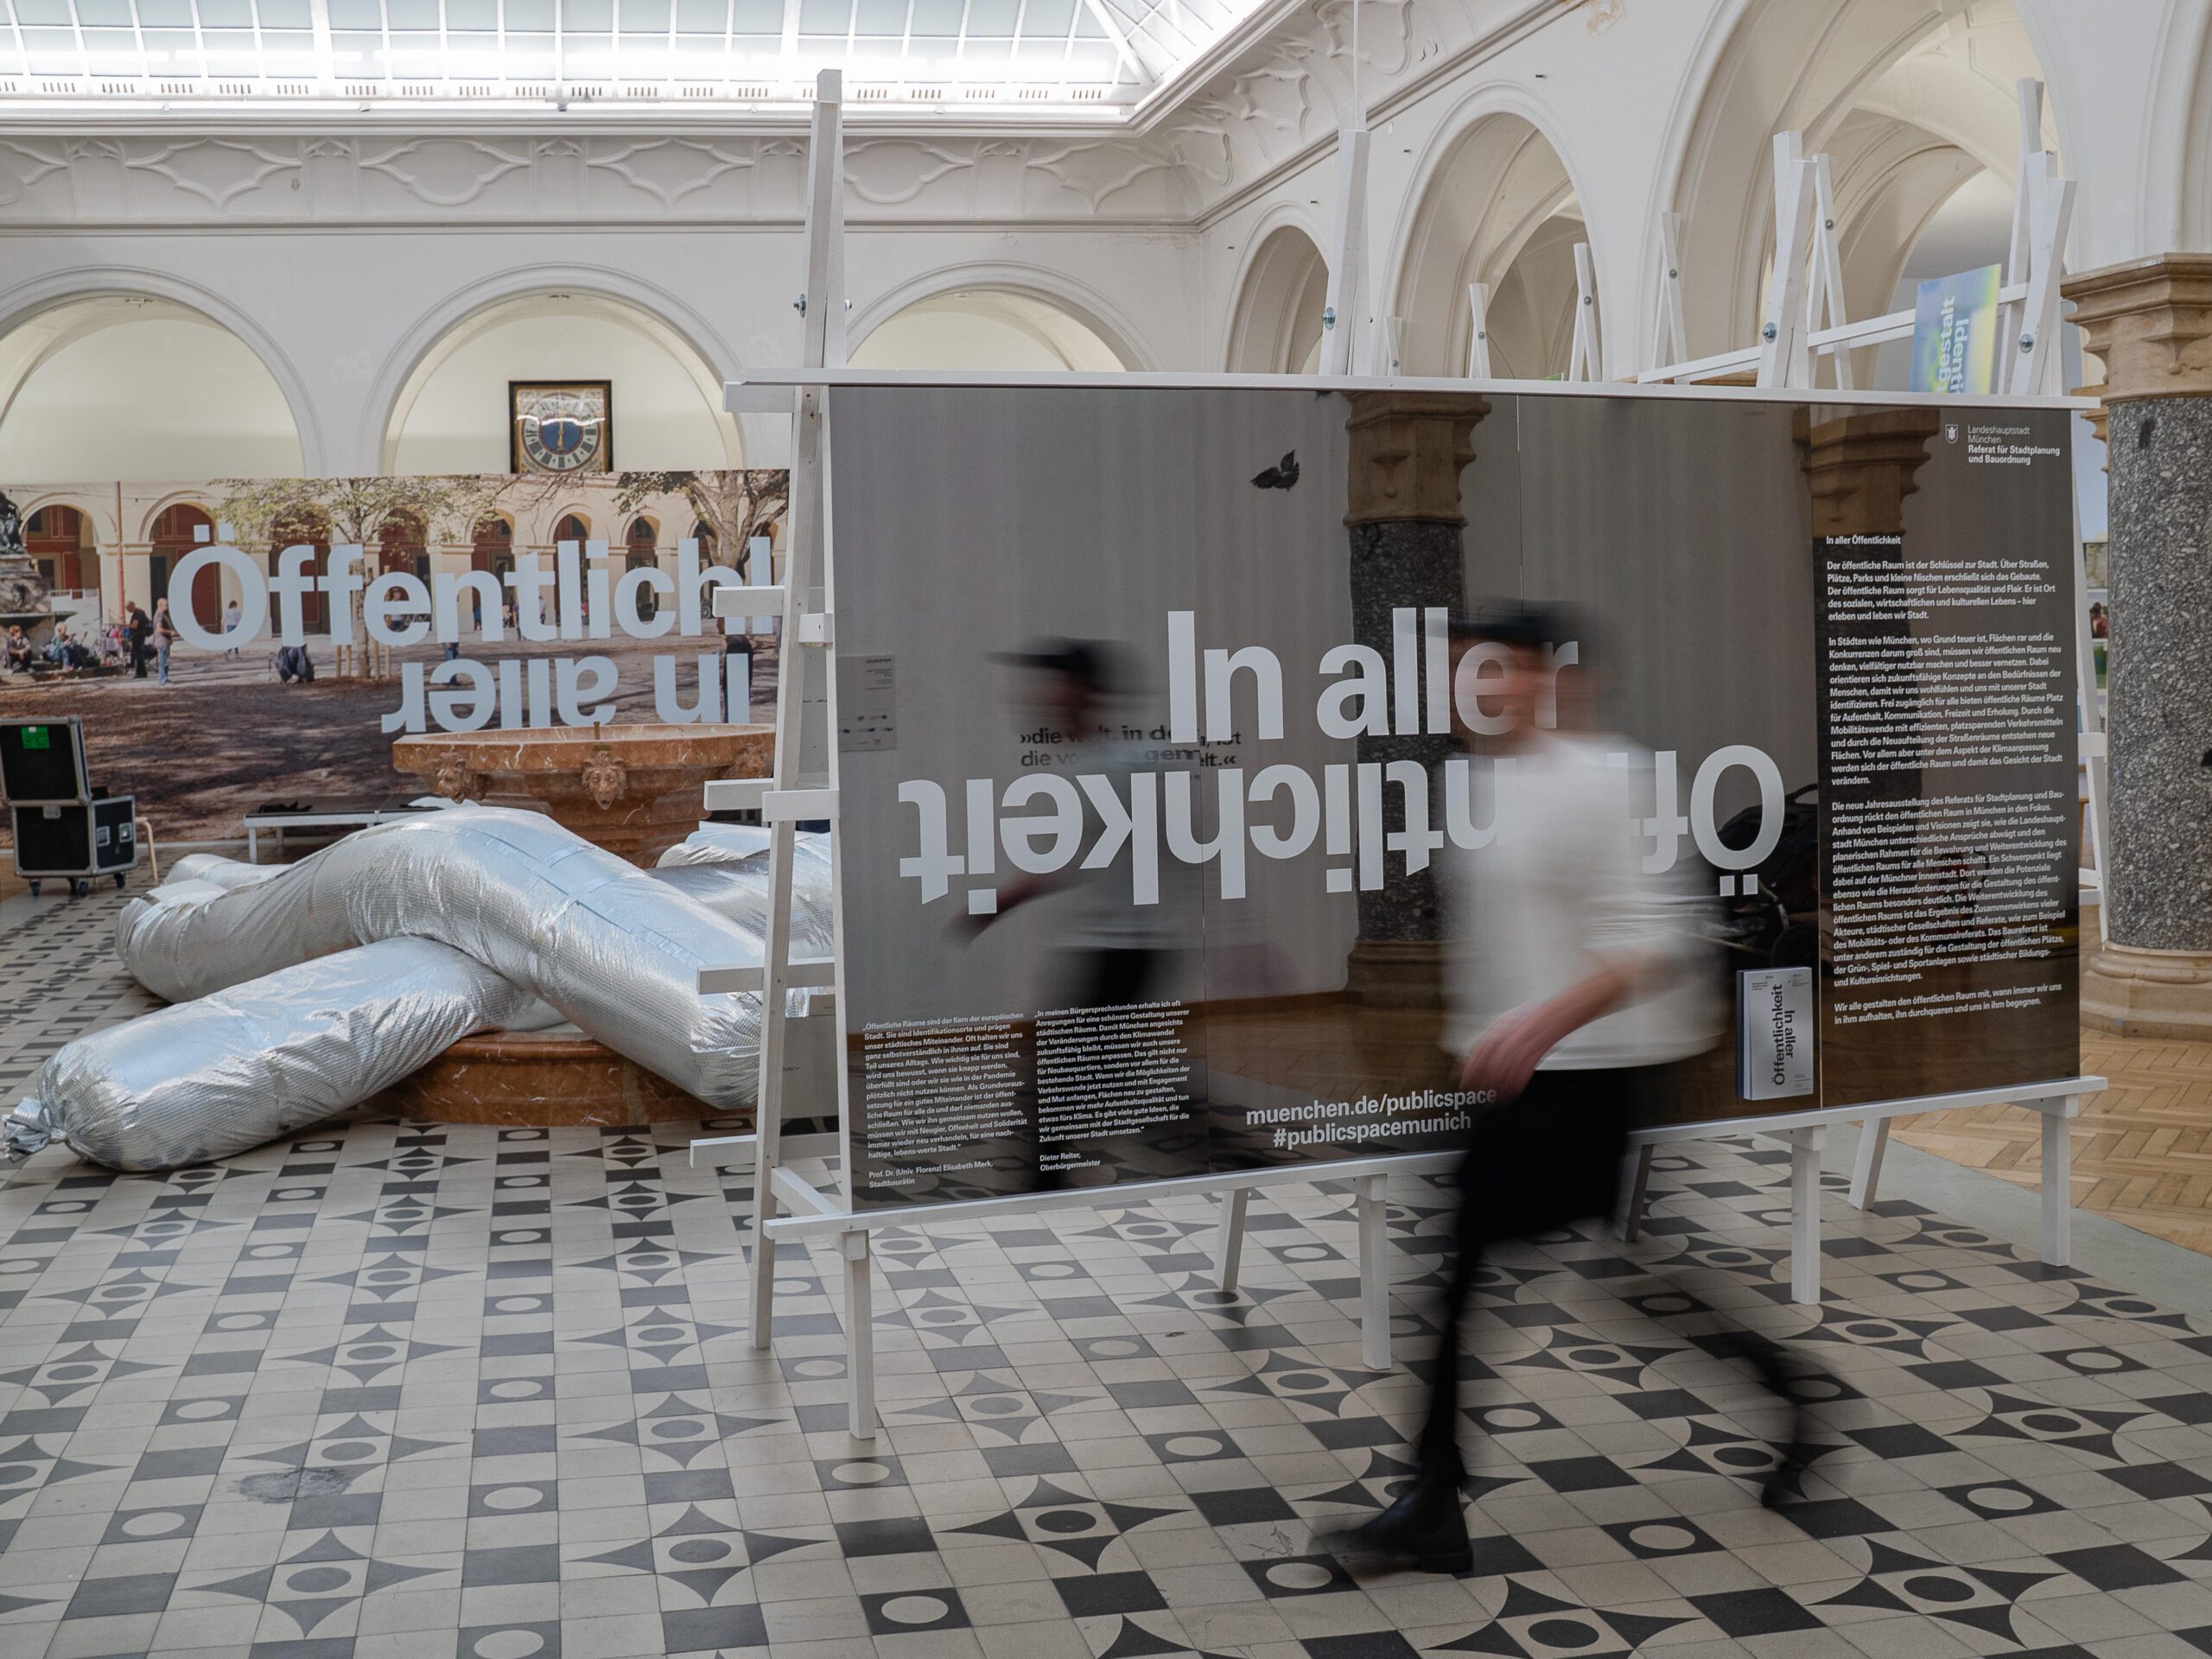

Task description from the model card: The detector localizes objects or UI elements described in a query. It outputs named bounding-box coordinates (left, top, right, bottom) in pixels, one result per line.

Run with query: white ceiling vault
left=0, top=0, right=1282, bottom=116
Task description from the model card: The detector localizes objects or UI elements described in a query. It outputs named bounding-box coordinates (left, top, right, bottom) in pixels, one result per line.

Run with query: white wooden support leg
left=1215, top=1187, right=1249, bottom=1294
left=842, top=1230, right=877, bottom=1440
left=1789, top=1126, right=1827, bottom=1305
left=1615, top=1145, right=1655, bottom=1242
left=1356, top=1173, right=1390, bottom=1371
left=2040, top=1096, right=2079, bottom=1268
left=748, top=1187, right=779, bottom=1351
left=1848, top=1116, right=1891, bottom=1210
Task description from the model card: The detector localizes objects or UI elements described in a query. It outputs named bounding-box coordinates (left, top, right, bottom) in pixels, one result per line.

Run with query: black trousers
left=1418, top=1064, right=1653, bottom=1471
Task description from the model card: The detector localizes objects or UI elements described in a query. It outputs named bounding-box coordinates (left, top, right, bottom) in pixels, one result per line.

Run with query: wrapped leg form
left=18, top=939, right=537, bottom=1170
left=10, top=809, right=836, bottom=1170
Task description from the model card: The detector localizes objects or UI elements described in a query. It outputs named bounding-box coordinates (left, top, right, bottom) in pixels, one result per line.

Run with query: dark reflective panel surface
left=829, top=386, right=2080, bottom=1211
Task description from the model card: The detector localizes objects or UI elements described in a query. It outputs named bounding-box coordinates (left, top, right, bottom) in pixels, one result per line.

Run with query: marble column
left=2064, top=255, right=2212, bottom=1034
left=1341, top=391, right=1488, bottom=1007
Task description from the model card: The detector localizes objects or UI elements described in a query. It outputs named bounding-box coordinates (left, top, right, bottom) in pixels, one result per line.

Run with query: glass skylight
left=0, top=0, right=1265, bottom=111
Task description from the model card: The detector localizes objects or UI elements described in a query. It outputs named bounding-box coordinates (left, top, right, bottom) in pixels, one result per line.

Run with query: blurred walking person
left=125, top=601, right=152, bottom=679
left=959, top=640, right=1198, bottom=1196
left=152, top=597, right=180, bottom=684
left=1329, top=607, right=1809, bottom=1575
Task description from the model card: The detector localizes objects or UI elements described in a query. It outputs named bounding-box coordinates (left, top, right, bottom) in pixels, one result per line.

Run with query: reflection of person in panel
left=1329, top=607, right=1809, bottom=1574
left=968, top=639, right=1176, bottom=1007
left=963, top=641, right=1195, bottom=1192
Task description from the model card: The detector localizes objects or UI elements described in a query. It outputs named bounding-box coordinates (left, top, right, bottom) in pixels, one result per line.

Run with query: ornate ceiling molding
left=585, top=138, right=759, bottom=209
left=0, top=128, right=1204, bottom=226
left=356, top=139, right=533, bottom=209
left=121, top=137, right=303, bottom=210
left=0, top=140, right=67, bottom=208
left=0, top=0, right=1557, bottom=230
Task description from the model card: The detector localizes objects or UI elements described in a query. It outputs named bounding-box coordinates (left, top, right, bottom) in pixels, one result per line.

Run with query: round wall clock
left=510, top=381, right=613, bottom=474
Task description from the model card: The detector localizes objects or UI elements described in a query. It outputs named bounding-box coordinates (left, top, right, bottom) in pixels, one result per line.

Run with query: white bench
left=243, top=802, right=433, bottom=863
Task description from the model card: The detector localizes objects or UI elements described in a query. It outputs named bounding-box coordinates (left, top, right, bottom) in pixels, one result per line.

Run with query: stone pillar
left=1801, top=408, right=1939, bottom=806
left=2064, top=255, right=2212, bottom=1033
left=1799, top=408, right=1940, bottom=539
left=1341, top=391, right=1488, bottom=1007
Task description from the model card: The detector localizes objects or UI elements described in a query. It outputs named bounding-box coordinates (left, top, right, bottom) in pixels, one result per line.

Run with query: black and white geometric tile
left=5, top=893, right=2212, bottom=1656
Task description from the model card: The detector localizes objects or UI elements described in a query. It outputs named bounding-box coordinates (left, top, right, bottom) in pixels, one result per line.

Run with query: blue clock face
left=538, top=417, right=586, bottom=456
left=517, top=389, right=608, bottom=474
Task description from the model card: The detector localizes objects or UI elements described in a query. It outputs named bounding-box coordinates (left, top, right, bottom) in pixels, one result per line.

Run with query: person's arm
left=1457, top=952, right=1659, bottom=1098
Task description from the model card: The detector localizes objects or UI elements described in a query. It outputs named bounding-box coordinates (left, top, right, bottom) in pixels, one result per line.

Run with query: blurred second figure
left=1330, top=607, right=1813, bottom=1575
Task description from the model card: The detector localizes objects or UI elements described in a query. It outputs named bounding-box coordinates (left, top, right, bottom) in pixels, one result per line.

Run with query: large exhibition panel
left=828, top=388, right=2081, bottom=1210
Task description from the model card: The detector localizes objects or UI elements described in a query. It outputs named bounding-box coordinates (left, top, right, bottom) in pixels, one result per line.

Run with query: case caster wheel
left=72, top=880, right=90, bottom=899
left=27, top=880, right=39, bottom=897
left=113, top=873, right=127, bottom=890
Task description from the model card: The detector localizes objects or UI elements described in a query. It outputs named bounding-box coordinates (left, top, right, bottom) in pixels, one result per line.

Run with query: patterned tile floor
left=5, top=893, right=2212, bottom=1658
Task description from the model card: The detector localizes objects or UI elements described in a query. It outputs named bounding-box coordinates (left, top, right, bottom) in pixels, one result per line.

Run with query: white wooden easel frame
left=692, top=67, right=854, bottom=1371
left=1566, top=243, right=1601, bottom=381
left=1637, top=76, right=2107, bottom=1173
left=1638, top=83, right=2075, bottom=401
left=1804, top=153, right=1852, bottom=391
left=690, top=77, right=2110, bottom=1440
left=1319, top=107, right=1370, bottom=377
left=687, top=76, right=1423, bottom=1444
left=1643, top=215, right=1686, bottom=377
left=1466, top=281, right=1493, bottom=379
left=1623, top=1076, right=2105, bottom=1294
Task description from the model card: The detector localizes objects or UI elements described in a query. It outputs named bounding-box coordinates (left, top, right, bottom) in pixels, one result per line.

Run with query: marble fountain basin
left=374, top=1029, right=734, bottom=1131
left=392, top=721, right=772, bottom=868
left=385, top=721, right=773, bottom=1127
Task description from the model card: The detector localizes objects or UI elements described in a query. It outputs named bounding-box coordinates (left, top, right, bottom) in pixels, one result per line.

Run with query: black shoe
left=1756, top=1367, right=1817, bottom=1510
left=1701, top=1330, right=1819, bottom=1508
left=1318, top=1471, right=1472, bottom=1574
left=1760, top=1444, right=1812, bottom=1510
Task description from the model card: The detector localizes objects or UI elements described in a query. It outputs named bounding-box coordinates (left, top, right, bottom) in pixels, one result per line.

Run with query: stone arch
left=132, top=489, right=216, bottom=547
left=144, top=503, right=225, bottom=630
left=378, top=509, right=431, bottom=580
left=471, top=514, right=517, bottom=605
left=2145, top=0, right=2212, bottom=252
left=265, top=504, right=334, bottom=632
left=848, top=265, right=1154, bottom=372
left=19, top=489, right=118, bottom=549
left=1389, top=97, right=1593, bottom=378
left=369, top=270, right=744, bottom=474
left=1224, top=218, right=1331, bottom=373
left=1660, top=0, right=2059, bottom=366
left=0, top=279, right=315, bottom=475
left=24, top=500, right=95, bottom=596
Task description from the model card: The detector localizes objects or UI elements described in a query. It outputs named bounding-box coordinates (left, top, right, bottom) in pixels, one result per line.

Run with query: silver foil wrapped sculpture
left=7, top=807, right=834, bottom=1171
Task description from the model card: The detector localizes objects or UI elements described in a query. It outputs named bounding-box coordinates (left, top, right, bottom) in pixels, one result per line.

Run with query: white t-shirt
left=1438, top=734, right=1721, bottom=1071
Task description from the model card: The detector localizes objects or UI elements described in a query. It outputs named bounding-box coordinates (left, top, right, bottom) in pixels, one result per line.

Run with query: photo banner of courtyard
left=1, top=468, right=788, bottom=842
